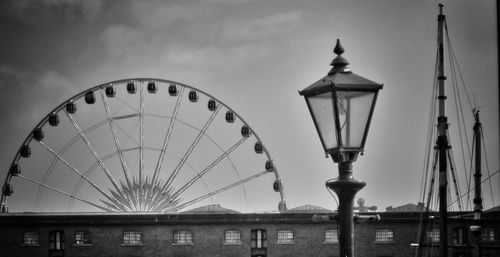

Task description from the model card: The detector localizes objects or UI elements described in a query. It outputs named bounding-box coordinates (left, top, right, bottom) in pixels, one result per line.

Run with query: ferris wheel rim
left=1, top=77, right=287, bottom=213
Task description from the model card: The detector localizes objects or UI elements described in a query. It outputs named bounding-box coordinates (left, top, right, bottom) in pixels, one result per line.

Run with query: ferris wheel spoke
left=114, top=96, right=140, bottom=114
left=100, top=89, right=132, bottom=187
left=152, top=87, right=185, bottom=185
left=173, top=170, right=269, bottom=212
left=38, top=116, right=109, bottom=191
left=35, top=129, right=84, bottom=210
left=113, top=121, right=140, bottom=147
left=69, top=153, right=112, bottom=209
left=38, top=141, right=120, bottom=206
left=16, top=174, right=111, bottom=212
left=139, top=82, right=145, bottom=190
left=113, top=113, right=140, bottom=120
left=163, top=104, right=222, bottom=190
left=3, top=79, right=287, bottom=213
left=172, top=136, right=248, bottom=199
left=69, top=143, right=150, bottom=211
left=37, top=117, right=110, bottom=205
left=66, top=112, right=124, bottom=197
left=150, top=188, right=179, bottom=212
left=145, top=182, right=180, bottom=212
left=77, top=178, right=134, bottom=212
left=67, top=147, right=137, bottom=211
left=142, top=112, right=244, bottom=180
left=108, top=113, right=142, bottom=149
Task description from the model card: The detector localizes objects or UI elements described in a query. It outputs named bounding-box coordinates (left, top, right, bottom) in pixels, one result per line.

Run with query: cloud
left=94, top=2, right=302, bottom=83
left=98, top=9, right=301, bottom=71
left=164, top=43, right=271, bottom=69
left=0, top=65, right=26, bottom=82
left=99, top=25, right=273, bottom=75
left=1, top=0, right=104, bottom=21
left=0, top=65, right=76, bottom=91
left=100, top=2, right=211, bottom=62
left=130, top=2, right=210, bottom=30
left=0, top=65, right=77, bottom=122
left=205, top=0, right=257, bottom=4
left=100, top=25, right=146, bottom=60
left=0, top=64, right=79, bottom=177
left=222, top=11, right=302, bottom=41
left=42, top=0, right=104, bottom=19
left=37, top=70, right=74, bottom=90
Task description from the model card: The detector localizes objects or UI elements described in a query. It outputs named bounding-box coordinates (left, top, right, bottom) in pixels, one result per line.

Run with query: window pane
left=174, top=231, right=193, bottom=245
left=49, top=231, right=64, bottom=250
left=324, top=229, right=338, bottom=243
left=453, top=227, right=466, bottom=245
left=336, top=91, right=375, bottom=148
left=482, top=228, right=495, bottom=241
left=224, top=230, right=241, bottom=244
left=375, top=229, right=394, bottom=242
left=75, top=231, right=91, bottom=245
left=427, top=229, right=440, bottom=243
left=123, top=231, right=142, bottom=245
left=277, top=229, right=294, bottom=244
left=307, top=92, right=337, bottom=150
left=75, top=232, right=83, bottom=243
left=251, top=229, right=266, bottom=249
left=23, top=232, right=39, bottom=245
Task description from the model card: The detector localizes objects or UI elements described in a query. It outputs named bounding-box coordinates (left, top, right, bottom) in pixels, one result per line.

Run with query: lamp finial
left=329, top=39, right=350, bottom=75
left=333, top=39, right=345, bottom=56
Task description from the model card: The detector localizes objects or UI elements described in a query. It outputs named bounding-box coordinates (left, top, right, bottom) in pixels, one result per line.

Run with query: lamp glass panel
left=307, top=92, right=337, bottom=150
left=336, top=90, right=375, bottom=148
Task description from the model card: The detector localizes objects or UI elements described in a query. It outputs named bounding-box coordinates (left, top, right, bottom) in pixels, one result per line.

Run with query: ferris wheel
left=0, top=78, right=287, bottom=213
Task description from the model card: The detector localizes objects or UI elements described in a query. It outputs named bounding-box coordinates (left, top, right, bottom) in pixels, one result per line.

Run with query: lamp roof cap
left=299, top=38, right=383, bottom=96
left=329, top=39, right=350, bottom=75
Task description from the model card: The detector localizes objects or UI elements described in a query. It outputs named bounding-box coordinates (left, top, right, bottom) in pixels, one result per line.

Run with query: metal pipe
left=326, top=161, right=366, bottom=257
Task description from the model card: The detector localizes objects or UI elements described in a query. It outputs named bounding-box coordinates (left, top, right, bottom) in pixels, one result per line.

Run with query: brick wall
left=0, top=212, right=499, bottom=257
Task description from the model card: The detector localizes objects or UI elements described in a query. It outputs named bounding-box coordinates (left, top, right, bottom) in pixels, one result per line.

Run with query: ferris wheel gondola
left=1, top=78, right=287, bottom=213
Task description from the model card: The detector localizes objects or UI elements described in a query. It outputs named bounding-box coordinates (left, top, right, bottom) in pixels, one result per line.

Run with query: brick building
left=0, top=204, right=499, bottom=257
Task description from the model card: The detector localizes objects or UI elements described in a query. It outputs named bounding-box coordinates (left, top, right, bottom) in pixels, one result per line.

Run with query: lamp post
left=299, top=39, right=383, bottom=257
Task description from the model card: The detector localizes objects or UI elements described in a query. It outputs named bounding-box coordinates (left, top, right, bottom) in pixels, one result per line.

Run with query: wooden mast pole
left=472, top=110, right=483, bottom=257
left=437, top=4, right=449, bottom=257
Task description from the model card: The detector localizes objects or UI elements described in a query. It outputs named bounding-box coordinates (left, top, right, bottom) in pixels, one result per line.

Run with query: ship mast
left=472, top=109, right=483, bottom=257
left=436, top=4, right=449, bottom=257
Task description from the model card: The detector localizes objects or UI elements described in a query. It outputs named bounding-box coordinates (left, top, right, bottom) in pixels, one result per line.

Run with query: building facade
left=0, top=206, right=499, bottom=257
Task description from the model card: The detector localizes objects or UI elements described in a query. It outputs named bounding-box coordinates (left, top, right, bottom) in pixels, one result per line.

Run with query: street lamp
left=299, top=39, right=382, bottom=257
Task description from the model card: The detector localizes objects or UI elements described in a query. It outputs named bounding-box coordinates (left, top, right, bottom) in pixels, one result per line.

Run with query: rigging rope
left=419, top=48, right=440, bottom=204
left=446, top=22, right=476, bottom=211
left=446, top=145, right=463, bottom=211
left=423, top=19, right=500, bottom=212
left=445, top=21, right=475, bottom=110
left=447, top=21, right=497, bottom=210
left=417, top=11, right=498, bottom=257
left=466, top=134, right=476, bottom=209
left=448, top=169, right=500, bottom=207
left=481, top=126, right=496, bottom=207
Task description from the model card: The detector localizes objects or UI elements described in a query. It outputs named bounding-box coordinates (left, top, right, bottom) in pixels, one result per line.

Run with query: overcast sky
left=0, top=0, right=498, bottom=212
